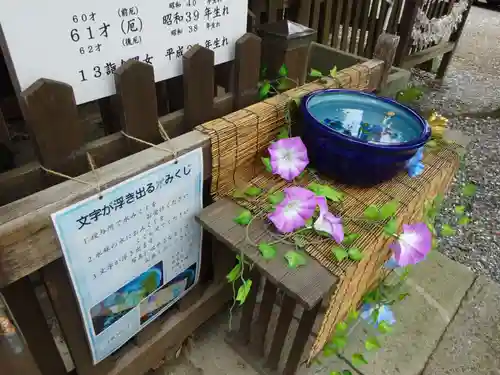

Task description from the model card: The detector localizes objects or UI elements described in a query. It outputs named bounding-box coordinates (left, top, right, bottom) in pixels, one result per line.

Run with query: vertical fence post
left=183, top=45, right=215, bottom=131
left=394, top=0, right=424, bottom=66
left=115, top=60, right=160, bottom=152
left=258, top=20, right=317, bottom=86
left=234, top=33, right=262, bottom=110
left=373, top=33, right=401, bottom=91
left=436, top=0, right=472, bottom=79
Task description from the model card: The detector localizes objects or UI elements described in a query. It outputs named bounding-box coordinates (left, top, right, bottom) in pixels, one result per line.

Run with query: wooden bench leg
left=265, top=295, right=296, bottom=370
left=251, top=280, right=277, bottom=356
left=283, top=302, right=320, bottom=375
left=239, top=268, right=262, bottom=344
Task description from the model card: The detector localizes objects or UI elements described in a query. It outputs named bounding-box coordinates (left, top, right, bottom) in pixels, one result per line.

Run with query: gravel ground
left=411, top=5, right=500, bottom=282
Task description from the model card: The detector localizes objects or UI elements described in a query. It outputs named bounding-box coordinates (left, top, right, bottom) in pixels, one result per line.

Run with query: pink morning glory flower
left=268, top=137, right=309, bottom=181
left=389, top=223, right=432, bottom=267
left=268, top=187, right=317, bottom=233
left=314, top=196, right=344, bottom=243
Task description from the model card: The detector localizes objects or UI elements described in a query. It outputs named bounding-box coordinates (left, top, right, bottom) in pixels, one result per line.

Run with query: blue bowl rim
left=300, top=89, right=431, bottom=150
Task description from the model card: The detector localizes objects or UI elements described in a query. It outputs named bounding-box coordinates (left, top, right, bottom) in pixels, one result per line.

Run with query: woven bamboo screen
left=196, top=60, right=462, bottom=361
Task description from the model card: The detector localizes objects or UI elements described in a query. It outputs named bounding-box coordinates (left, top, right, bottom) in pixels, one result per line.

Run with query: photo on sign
left=90, top=261, right=164, bottom=335
left=139, top=262, right=197, bottom=324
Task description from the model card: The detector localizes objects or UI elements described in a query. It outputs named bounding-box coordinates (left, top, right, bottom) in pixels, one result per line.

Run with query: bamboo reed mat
left=196, top=75, right=462, bottom=360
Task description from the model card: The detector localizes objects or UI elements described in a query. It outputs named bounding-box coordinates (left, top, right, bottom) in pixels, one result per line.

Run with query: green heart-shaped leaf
left=259, top=242, right=277, bottom=260
left=333, top=246, right=349, bottom=261
left=380, top=200, right=399, bottom=220
left=351, top=353, right=368, bottom=367
left=259, top=81, right=271, bottom=99
left=458, top=216, right=470, bottom=225
left=335, top=321, right=348, bottom=334
left=383, top=218, right=398, bottom=236
left=331, top=336, right=347, bottom=350
left=279, top=63, right=288, bottom=77
left=277, top=127, right=289, bottom=139
left=378, top=321, right=393, bottom=334
left=284, top=251, right=307, bottom=268
left=261, top=157, right=272, bottom=172
left=226, top=263, right=241, bottom=283
left=364, top=337, right=381, bottom=351
left=245, top=186, right=262, bottom=197
left=364, top=205, right=380, bottom=220
left=233, top=210, right=252, bottom=225
left=309, top=68, right=323, bottom=78
left=454, top=205, right=465, bottom=215
left=348, top=248, right=363, bottom=261
left=347, top=309, right=360, bottom=322
left=268, top=191, right=285, bottom=205
left=462, top=182, right=477, bottom=197
left=440, top=224, right=456, bottom=237
left=236, top=279, right=253, bottom=305
left=343, top=233, right=360, bottom=246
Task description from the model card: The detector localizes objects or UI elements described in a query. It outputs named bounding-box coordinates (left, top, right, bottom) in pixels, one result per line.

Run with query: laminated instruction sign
left=0, top=0, right=247, bottom=104
left=51, top=148, right=203, bottom=363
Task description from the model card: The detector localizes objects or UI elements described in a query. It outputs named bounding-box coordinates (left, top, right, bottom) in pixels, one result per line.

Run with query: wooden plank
left=282, top=302, right=320, bottom=375
left=401, top=41, right=454, bottom=69
left=394, top=0, right=424, bottom=65
left=0, top=130, right=210, bottom=288
left=364, top=0, right=380, bottom=57
left=21, top=79, right=85, bottom=171
left=267, top=0, right=282, bottom=22
left=387, top=0, right=402, bottom=34
left=2, top=276, right=68, bottom=375
left=373, top=0, right=390, bottom=54
left=196, top=199, right=338, bottom=309
left=234, top=33, right=261, bottom=110
left=183, top=45, right=214, bottom=132
left=155, top=81, right=169, bottom=117
left=310, top=0, right=322, bottom=33
left=115, top=60, right=159, bottom=151
left=238, top=268, right=262, bottom=344
left=320, top=0, right=334, bottom=45
left=42, top=259, right=115, bottom=375
left=357, top=0, right=371, bottom=56
left=165, top=76, right=184, bottom=112
left=340, top=0, right=353, bottom=51
left=373, top=33, right=401, bottom=91
left=0, top=92, right=245, bottom=207
left=0, top=107, right=10, bottom=145
left=265, top=294, right=296, bottom=370
left=98, top=96, right=122, bottom=135
left=251, top=280, right=277, bottom=356
left=349, top=0, right=363, bottom=53
left=330, top=0, right=344, bottom=48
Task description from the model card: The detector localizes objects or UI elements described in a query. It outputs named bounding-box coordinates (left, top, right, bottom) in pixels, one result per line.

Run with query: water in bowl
left=306, top=91, right=423, bottom=145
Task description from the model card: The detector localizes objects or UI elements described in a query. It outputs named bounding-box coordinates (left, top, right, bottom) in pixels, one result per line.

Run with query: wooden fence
left=0, top=32, right=262, bottom=375
left=249, top=0, right=473, bottom=77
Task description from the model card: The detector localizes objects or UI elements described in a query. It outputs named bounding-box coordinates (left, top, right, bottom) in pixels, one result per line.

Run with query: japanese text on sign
left=51, top=148, right=203, bottom=364
left=0, top=1, right=247, bottom=104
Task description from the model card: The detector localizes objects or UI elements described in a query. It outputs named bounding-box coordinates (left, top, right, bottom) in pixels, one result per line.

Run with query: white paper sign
left=0, top=0, right=247, bottom=104
left=51, top=148, right=203, bottom=363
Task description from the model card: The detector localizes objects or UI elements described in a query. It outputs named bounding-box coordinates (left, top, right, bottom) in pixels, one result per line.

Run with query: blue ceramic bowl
left=300, top=89, right=431, bottom=186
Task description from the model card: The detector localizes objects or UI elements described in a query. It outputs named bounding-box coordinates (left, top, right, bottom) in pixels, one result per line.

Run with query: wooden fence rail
left=0, top=32, right=261, bottom=375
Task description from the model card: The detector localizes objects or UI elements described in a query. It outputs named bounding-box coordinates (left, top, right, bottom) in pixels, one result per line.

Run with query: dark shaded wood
left=226, top=332, right=278, bottom=375
left=331, top=0, right=345, bottom=48
left=234, top=33, right=261, bottom=110
left=395, top=0, right=424, bottom=65
left=402, top=41, right=454, bottom=69
left=365, top=0, right=380, bottom=57
left=98, top=96, right=122, bottom=135
left=265, top=294, right=296, bottom=370
left=310, top=0, right=322, bottom=33
left=357, top=0, right=371, bottom=56
left=373, top=33, right=400, bottom=90
left=115, top=60, right=159, bottom=151
left=42, top=259, right=115, bottom=375
left=437, top=0, right=472, bottom=79
left=183, top=45, right=214, bottom=132
left=320, top=0, right=334, bottom=45
left=340, top=0, right=353, bottom=51
left=214, top=61, right=234, bottom=94
left=155, top=81, right=169, bottom=116
left=0, top=90, right=245, bottom=208
left=268, top=0, right=283, bottom=23
left=165, top=76, right=184, bottom=112
left=21, top=79, right=84, bottom=169
left=297, top=0, right=312, bottom=26
left=387, top=0, right=402, bottom=34
left=0, top=130, right=210, bottom=288
left=238, top=268, right=262, bottom=344
left=282, top=302, right=320, bottom=375
left=2, top=276, right=68, bottom=375
left=0, top=322, right=43, bottom=375
left=373, top=0, right=390, bottom=54
left=252, top=280, right=277, bottom=355
left=212, top=238, right=238, bottom=281
left=196, top=199, right=337, bottom=310
left=0, top=107, right=10, bottom=145
left=349, top=0, right=363, bottom=53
